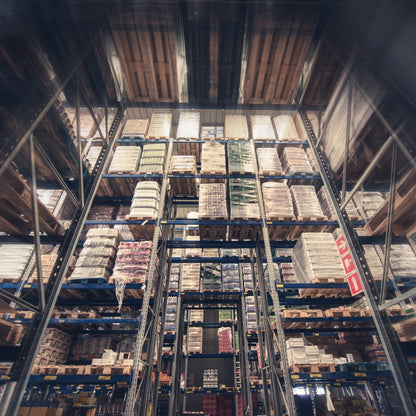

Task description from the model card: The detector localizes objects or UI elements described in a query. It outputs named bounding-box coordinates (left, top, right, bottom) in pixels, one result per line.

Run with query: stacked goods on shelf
left=383, top=244, right=416, bottom=282
left=362, top=245, right=385, bottom=280
left=222, top=263, right=240, bottom=292
left=279, top=263, right=297, bottom=283
left=227, top=141, right=254, bottom=174
left=364, top=344, right=387, bottom=362
left=263, top=263, right=279, bottom=284
left=218, top=327, right=233, bottom=353
left=186, top=211, right=199, bottom=236
left=203, top=396, right=217, bottom=416
left=168, top=265, right=180, bottom=292
left=203, top=369, right=218, bottom=388
left=317, top=187, right=361, bottom=221
left=225, top=115, right=249, bottom=139
left=182, top=264, right=201, bottom=292
left=188, top=327, right=203, bottom=353
left=256, top=148, right=283, bottom=175
left=352, top=192, right=385, bottom=221
left=121, top=118, right=149, bottom=137
left=190, top=310, right=204, bottom=322
left=201, top=125, right=224, bottom=139
left=219, top=309, right=233, bottom=322
left=202, top=253, right=222, bottom=292
left=262, top=182, right=295, bottom=219
left=128, top=181, right=160, bottom=219
left=0, top=244, right=34, bottom=283
left=250, top=115, right=276, bottom=140
left=176, top=111, right=200, bottom=138
left=281, top=147, right=314, bottom=175
left=82, top=205, right=117, bottom=237
left=108, top=145, right=141, bottom=173
left=37, top=189, right=64, bottom=216
left=146, top=112, right=172, bottom=139
left=111, top=241, right=157, bottom=285
left=169, top=155, right=197, bottom=196
left=165, top=297, right=177, bottom=332
left=305, top=148, right=320, bottom=174
left=71, top=335, right=116, bottom=359
left=137, top=143, right=167, bottom=174
left=242, top=264, right=253, bottom=291
left=200, top=140, right=226, bottom=176
left=68, top=228, right=120, bottom=282
left=35, top=328, right=72, bottom=366
left=229, top=179, right=259, bottom=219
left=186, top=235, right=202, bottom=257
left=0, top=324, right=26, bottom=346
left=290, top=185, right=325, bottom=220
left=273, top=115, right=302, bottom=142
left=85, top=145, right=102, bottom=171
left=66, top=108, right=99, bottom=139
left=245, top=296, right=256, bottom=331
left=286, top=338, right=335, bottom=371
left=30, top=245, right=59, bottom=284
left=114, top=205, right=134, bottom=240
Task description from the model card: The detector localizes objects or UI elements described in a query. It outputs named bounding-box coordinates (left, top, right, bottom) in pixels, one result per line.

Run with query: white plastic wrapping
left=200, top=125, right=224, bottom=139
left=0, top=244, right=34, bottom=281
left=108, top=146, right=141, bottom=173
left=199, top=183, right=228, bottom=218
left=353, top=192, right=385, bottom=221
left=128, top=181, right=161, bottom=219
left=225, top=115, right=249, bottom=139
left=176, top=112, right=200, bottom=139
left=138, top=143, right=166, bottom=174
left=282, top=147, right=314, bottom=175
left=262, top=182, right=294, bottom=218
left=290, top=185, right=325, bottom=219
left=256, top=148, right=283, bottom=174
left=227, top=141, right=255, bottom=174
left=169, top=155, right=196, bottom=173
left=229, top=178, right=260, bottom=219
left=250, top=115, right=276, bottom=140
left=273, top=115, right=301, bottom=142
left=147, top=112, right=172, bottom=138
left=200, top=141, right=226, bottom=173
left=122, top=119, right=149, bottom=136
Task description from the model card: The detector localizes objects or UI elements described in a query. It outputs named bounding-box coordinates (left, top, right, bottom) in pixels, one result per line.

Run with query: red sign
left=256, top=343, right=261, bottom=369
left=341, top=253, right=355, bottom=275
left=336, top=236, right=349, bottom=256
left=347, top=272, right=364, bottom=296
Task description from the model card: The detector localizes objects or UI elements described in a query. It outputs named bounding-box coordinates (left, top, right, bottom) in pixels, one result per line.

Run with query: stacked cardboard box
left=0, top=243, right=34, bottom=282
left=245, top=296, right=257, bottom=331
left=203, top=369, right=218, bottom=388
left=305, top=148, right=320, bottom=174
left=121, top=118, right=149, bottom=137
left=176, top=112, right=200, bottom=138
left=108, top=145, right=141, bottom=173
left=203, top=251, right=222, bottom=291
left=362, top=245, right=385, bottom=281
left=286, top=338, right=335, bottom=367
left=168, top=265, right=180, bottom=292
left=190, top=310, right=204, bottom=322
left=292, top=233, right=345, bottom=283
left=250, top=115, right=276, bottom=140
left=30, top=245, right=59, bottom=284
left=256, top=148, right=283, bottom=174
left=146, top=112, right=172, bottom=139
left=218, top=327, right=233, bottom=353
left=222, top=263, right=240, bottom=292
left=229, top=179, right=260, bottom=219
left=82, top=204, right=117, bottom=237
left=188, top=327, right=203, bottom=353
left=111, top=241, right=156, bottom=284
left=273, top=115, right=302, bottom=142
left=242, top=264, right=253, bottom=291
left=225, top=115, right=248, bottom=139
left=200, top=141, right=226, bottom=174
left=282, top=147, right=314, bottom=175
left=85, top=145, right=102, bottom=171
left=186, top=211, right=199, bottom=236
left=383, top=244, right=416, bottom=279
left=262, top=182, right=294, bottom=219
left=317, top=187, right=361, bottom=220
left=219, top=309, right=233, bottom=322
left=263, top=263, right=279, bottom=284
left=137, top=143, right=167, bottom=174
left=201, top=125, right=224, bottom=139
left=186, top=235, right=202, bottom=257
left=353, top=192, right=385, bottom=221
left=365, top=344, right=387, bottom=362
left=35, top=328, right=72, bottom=366
left=227, top=142, right=254, bottom=174
left=169, top=155, right=197, bottom=173
left=199, top=183, right=228, bottom=218
left=71, top=335, right=116, bottom=358
left=128, top=181, right=160, bottom=219
left=37, top=189, right=64, bottom=216
left=91, top=349, right=118, bottom=366
left=290, top=185, right=325, bottom=219
left=279, top=263, right=297, bottom=283
left=165, top=297, right=177, bottom=332
left=182, top=264, right=201, bottom=291
left=68, top=228, right=119, bottom=282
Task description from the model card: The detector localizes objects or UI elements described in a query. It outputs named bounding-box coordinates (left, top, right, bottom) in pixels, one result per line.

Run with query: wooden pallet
left=299, top=277, right=349, bottom=298
left=259, top=170, right=284, bottom=176
left=286, top=219, right=328, bottom=240
left=200, top=170, right=227, bottom=183
left=290, top=363, right=336, bottom=374
left=229, top=224, right=259, bottom=241
left=127, top=223, right=156, bottom=241
left=176, top=142, right=201, bottom=163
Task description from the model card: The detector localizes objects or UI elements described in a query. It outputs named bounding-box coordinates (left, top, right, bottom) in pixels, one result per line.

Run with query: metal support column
left=341, top=79, right=352, bottom=202
left=0, top=97, right=126, bottom=416
left=76, top=75, right=85, bottom=208
left=298, top=109, right=416, bottom=416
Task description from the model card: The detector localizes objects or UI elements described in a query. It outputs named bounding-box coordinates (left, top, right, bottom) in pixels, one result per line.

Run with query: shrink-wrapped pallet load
left=201, top=125, right=224, bottom=139
left=317, top=187, right=361, bottom=221
left=200, top=141, right=226, bottom=174
left=199, top=183, right=228, bottom=219
left=218, top=327, right=233, bottom=353
left=292, top=233, right=345, bottom=283
left=256, top=148, right=283, bottom=175
left=146, top=112, right=172, bottom=139
left=362, top=245, right=385, bottom=281
left=383, top=244, right=416, bottom=280
left=262, top=182, right=295, bottom=219
left=229, top=179, right=260, bottom=219
left=137, top=143, right=167, bottom=174
left=0, top=244, right=34, bottom=282
left=128, top=181, right=160, bottom=219
left=37, top=189, right=65, bottom=216
left=182, top=263, right=201, bottom=292
left=185, top=235, right=202, bottom=257
left=306, top=148, right=320, bottom=174
left=85, top=145, right=102, bottom=171
left=282, top=147, right=314, bottom=175
left=203, top=263, right=222, bottom=291
left=35, top=328, right=72, bottom=366
left=165, top=297, right=178, bottom=332
left=222, top=263, right=240, bottom=292
left=290, top=185, right=325, bottom=219
left=245, top=296, right=256, bottom=331
left=108, top=145, right=141, bottom=173
left=122, top=118, right=149, bottom=137
left=176, top=111, right=200, bottom=139
left=353, top=192, right=386, bottom=221
left=225, top=115, right=249, bottom=139
left=250, top=115, right=276, bottom=140
left=68, top=228, right=120, bottom=282
left=203, top=369, right=218, bottom=388
left=169, top=155, right=197, bottom=196
left=188, top=327, right=203, bottom=353
left=227, top=141, right=255, bottom=174
left=114, top=205, right=134, bottom=240
left=273, top=115, right=302, bottom=142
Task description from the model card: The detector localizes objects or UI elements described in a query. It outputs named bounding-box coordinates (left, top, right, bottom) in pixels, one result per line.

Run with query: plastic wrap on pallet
left=185, top=235, right=202, bottom=257
left=273, top=115, right=301, bottom=142
left=353, top=192, right=385, bottom=221
left=381, top=244, right=416, bottom=279
left=222, top=263, right=240, bottom=292
left=279, top=263, right=297, bottom=283
left=169, top=155, right=196, bottom=173
left=225, top=115, right=249, bottom=139
left=305, top=148, right=320, bottom=174
left=219, top=309, right=233, bottom=322
left=182, top=263, right=201, bottom=291
left=188, top=327, right=203, bottom=353
left=203, top=262, right=222, bottom=291
left=147, top=112, right=172, bottom=138
left=108, top=146, right=141, bottom=173
left=176, top=112, right=200, bottom=139
left=317, top=187, right=361, bottom=221
left=250, top=115, right=276, bottom=140
left=85, top=145, right=102, bottom=171
left=200, top=141, right=226, bottom=173
left=0, top=244, right=34, bottom=281
left=229, top=178, right=260, bottom=219
left=282, top=147, right=314, bottom=175
left=83, top=205, right=117, bottom=238
left=114, top=205, right=134, bottom=240
left=256, top=148, right=282, bottom=174
left=227, top=141, right=254, bottom=174
left=199, top=183, right=228, bottom=218
left=201, top=125, right=224, bottom=139
left=122, top=119, right=149, bottom=136
left=362, top=245, right=385, bottom=281
left=290, top=185, right=324, bottom=219
left=129, top=181, right=161, bottom=218
left=263, top=263, right=279, bottom=284
left=218, top=327, right=233, bottom=353
left=137, top=143, right=167, bottom=174
left=285, top=338, right=335, bottom=366
left=292, top=233, right=345, bottom=283
left=262, top=182, right=294, bottom=218
left=190, top=310, right=204, bottom=322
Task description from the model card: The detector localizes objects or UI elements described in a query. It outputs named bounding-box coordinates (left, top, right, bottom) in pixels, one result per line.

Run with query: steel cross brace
left=298, top=109, right=416, bottom=416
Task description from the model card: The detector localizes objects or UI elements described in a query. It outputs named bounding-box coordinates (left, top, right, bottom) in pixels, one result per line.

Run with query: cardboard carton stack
left=169, top=155, right=197, bottom=196
left=353, top=192, right=385, bottom=221
left=165, top=297, right=177, bottom=332
left=82, top=205, right=117, bottom=237
left=282, top=147, right=314, bottom=175
left=229, top=179, right=260, bottom=219
left=250, top=115, right=276, bottom=140
left=188, top=327, right=203, bottom=353
left=181, top=264, right=201, bottom=292
left=128, top=181, right=160, bottom=219
left=273, top=115, right=302, bottom=142
left=137, top=143, right=167, bottom=174
left=256, top=148, right=283, bottom=174
left=37, top=189, right=64, bottom=216
left=362, top=245, right=385, bottom=281
left=203, top=396, right=218, bottom=416
left=242, top=264, right=253, bottom=291
left=225, top=115, right=249, bottom=140
left=68, top=228, right=119, bottom=282
left=286, top=337, right=335, bottom=368
left=305, top=148, right=320, bottom=174
left=200, top=141, right=226, bottom=175
left=0, top=243, right=34, bottom=282
left=203, top=369, right=218, bottom=388
left=35, top=328, right=72, bottom=366
left=219, top=309, right=233, bottom=322
left=168, top=265, right=180, bottom=292
left=176, top=111, right=200, bottom=139
left=245, top=296, right=257, bottom=332
left=146, top=112, right=172, bottom=139
left=201, top=125, right=224, bottom=139
left=218, top=327, right=233, bottom=353
left=108, top=145, right=141, bottom=173
left=290, top=185, right=325, bottom=219
left=71, top=335, right=116, bottom=358
left=262, top=182, right=294, bottom=219
left=383, top=244, right=416, bottom=280
left=114, top=205, right=134, bottom=240
left=85, top=145, right=102, bottom=171
left=30, top=245, right=59, bottom=284
left=227, top=141, right=254, bottom=174
left=199, top=183, right=228, bottom=218
left=203, top=257, right=222, bottom=292
left=121, top=118, right=149, bottom=137
left=222, top=263, right=240, bottom=292
left=317, top=187, right=361, bottom=221
left=279, top=263, right=297, bottom=283
left=186, top=235, right=202, bottom=257
left=190, top=310, right=204, bottom=323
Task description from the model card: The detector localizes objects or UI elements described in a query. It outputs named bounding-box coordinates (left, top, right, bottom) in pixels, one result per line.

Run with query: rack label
left=44, top=376, right=57, bottom=380
left=98, top=376, right=111, bottom=380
